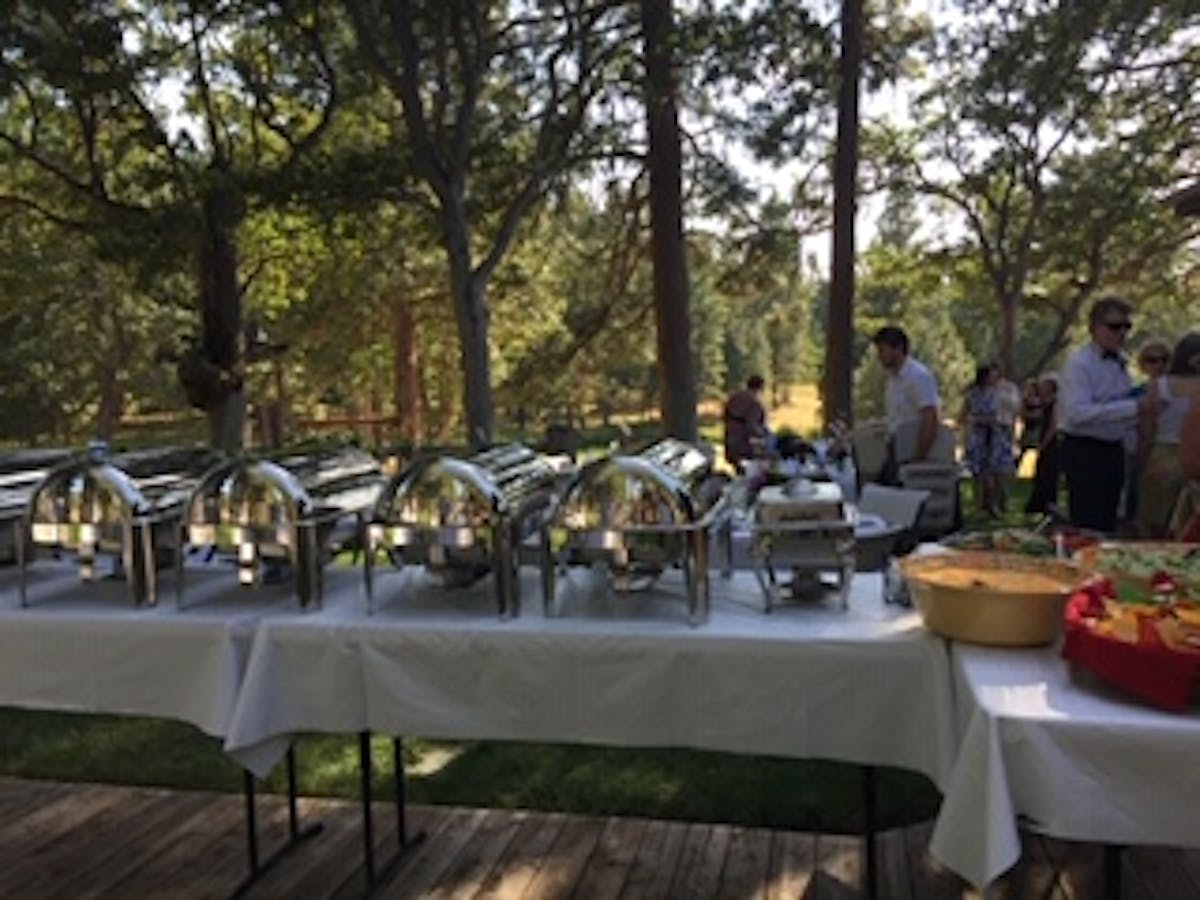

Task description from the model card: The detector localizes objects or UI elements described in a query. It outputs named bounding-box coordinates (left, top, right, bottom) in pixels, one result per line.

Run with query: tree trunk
left=94, top=301, right=127, bottom=441
left=390, top=292, right=423, bottom=443
left=824, top=0, right=862, bottom=428
left=197, top=171, right=246, bottom=451
left=208, top=392, right=246, bottom=451
left=998, top=294, right=1017, bottom=377
left=640, top=0, right=697, bottom=442
left=442, top=198, right=494, bottom=448
left=95, top=372, right=124, bottom=441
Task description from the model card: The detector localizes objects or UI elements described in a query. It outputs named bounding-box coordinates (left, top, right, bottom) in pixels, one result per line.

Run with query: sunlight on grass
left=408, top=743, right=465, bottom=776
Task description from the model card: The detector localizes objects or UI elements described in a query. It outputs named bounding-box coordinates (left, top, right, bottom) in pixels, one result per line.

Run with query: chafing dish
left=20, top=445, right=220, bottom=606
left=541, top=438, right=727, bottom=624
left=0, top=449, right=72, bottom=563
left=364, top=443, right=563, bottom=616
left=743, top=481, right=855, bottom=611
left=181, top=446, right=383, bottom=608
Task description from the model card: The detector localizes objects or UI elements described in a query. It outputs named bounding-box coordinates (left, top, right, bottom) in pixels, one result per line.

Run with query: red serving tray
left=1062, top=585, right=1200, bottom=713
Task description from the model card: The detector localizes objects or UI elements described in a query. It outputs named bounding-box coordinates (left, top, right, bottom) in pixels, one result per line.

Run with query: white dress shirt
left=885, top=357, right=940, bottom=434
left=1059, top=342, right=1136, bottom=443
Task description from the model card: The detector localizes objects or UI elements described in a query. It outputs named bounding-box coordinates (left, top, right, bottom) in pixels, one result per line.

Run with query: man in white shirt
left=1059, top=296, right=1160, bottom=532
left=873, top=326, right=941, bottom=478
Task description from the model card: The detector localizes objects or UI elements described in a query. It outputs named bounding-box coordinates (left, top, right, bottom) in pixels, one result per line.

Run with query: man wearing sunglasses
left=1059, top=296, right=1160, bottom=532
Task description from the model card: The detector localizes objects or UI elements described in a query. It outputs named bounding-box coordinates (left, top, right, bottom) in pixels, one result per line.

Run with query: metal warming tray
left=0, top=449, right=71, bottom=563
left=181, top=446, right=384, bottom=609
left=541, top=438, right=727, bottom=624
left=21, top=445, right=220, bottom=606
left=364, top=444, right=563, bottom=616
left=746, top=481, right=855, bottom=611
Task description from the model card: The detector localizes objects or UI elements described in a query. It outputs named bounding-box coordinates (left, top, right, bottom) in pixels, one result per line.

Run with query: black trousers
left=1061, top=434, right=1124, bottom=532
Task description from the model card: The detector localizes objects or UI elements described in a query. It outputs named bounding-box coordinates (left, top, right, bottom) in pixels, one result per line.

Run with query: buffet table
left=0, top=562, right=299, bottom=735
left=929, top=642, right=1200, bottom=888
left=0, top=561, right=328, bottom=892
left=225, top=567, right=960, bottom=785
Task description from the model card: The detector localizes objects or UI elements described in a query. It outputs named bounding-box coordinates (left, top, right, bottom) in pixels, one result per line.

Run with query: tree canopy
left=0, top=0, right=1195, bottom=447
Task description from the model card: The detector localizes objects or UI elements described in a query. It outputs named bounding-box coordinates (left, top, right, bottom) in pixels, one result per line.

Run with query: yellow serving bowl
left=900, top=552, right=1086, bottom=646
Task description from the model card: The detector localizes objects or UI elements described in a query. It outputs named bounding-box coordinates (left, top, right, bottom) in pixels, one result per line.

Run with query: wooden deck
left=0, top=778, right=1197, bottom=899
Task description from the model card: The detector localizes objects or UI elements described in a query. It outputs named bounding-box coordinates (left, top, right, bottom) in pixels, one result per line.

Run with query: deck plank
left=684, top=822, right=733, bottom=900
left=380, top=807, right=489, bottom=899
left=85, top=790, right=248, bottom=899
left=422, top=807, right=526, bottom=900
left=619, top=819, right=690, bottom=900
left=716, top=825, right=773, bottom=900
left=518, top=813, right=606, bottom=898
left=664, top=823, right=716, bottom=899
left=569, top=815, right=649, bottom=900
left=0, top=779, right=1195, bottom=899
left=765, top=829, right=816, bottom=900
left=877, top=827, right=913, bottom=900
left=903, top=820, right=975, bottom=900
left=474, top=810, right=566, bottom=900
left=814, top=833, right=864, bottom=899
left=1125, top=846, right=1200, bottom=900
left=4, top=785, right=175, bottom=897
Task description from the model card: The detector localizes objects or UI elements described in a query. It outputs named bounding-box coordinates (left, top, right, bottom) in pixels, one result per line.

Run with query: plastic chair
left=892, top=420, right=957, bottom=465
left=851, top=422, right=890, bottom=485
left=889, top=422, right=962, bottom=537
left=856, top=484, right=930, bottom=570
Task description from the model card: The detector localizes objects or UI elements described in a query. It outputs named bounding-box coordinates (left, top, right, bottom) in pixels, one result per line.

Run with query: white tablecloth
left=929, top=644, right=1200, bottom=887
left=225, top=567, right=959, bottom=782
left=0, top=563, right=300, bottom=737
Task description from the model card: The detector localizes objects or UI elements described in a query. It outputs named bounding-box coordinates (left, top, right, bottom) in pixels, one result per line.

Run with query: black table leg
left=360, top=730, right=377, bottom=884
left=242, top=769, right=259, bottom=875
left=1104, top=844, right=1123, bottom=900
left=351, top=732, right=427, bottom=895
left=231, top=745, right=324, bottom=898
left=862, top=765, right=878, bottom=900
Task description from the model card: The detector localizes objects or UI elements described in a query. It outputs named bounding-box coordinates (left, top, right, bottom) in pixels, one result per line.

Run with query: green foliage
left=0, top=0, right=1194, bottom=446
left=879, top=0, right=1200, bottom=375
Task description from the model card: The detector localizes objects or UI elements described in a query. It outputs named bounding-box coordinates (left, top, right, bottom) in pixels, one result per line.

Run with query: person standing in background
left=1122, top=338, right=1172, bottom=528
left=992, top=365, right=1021, bottom=514
left=1138, top=333, right=1200, bottom=537
left=1058, top=297, right=1159, bottom=532
left=873, top=326, right=941, bottom=482
left=961, top=363, right=1010, bottom=517
left=723, top=374, right=769, bottom=469
left=1024, top=374, right=1061, bottom=515
left=1017, top=378, right=1044, bottom=468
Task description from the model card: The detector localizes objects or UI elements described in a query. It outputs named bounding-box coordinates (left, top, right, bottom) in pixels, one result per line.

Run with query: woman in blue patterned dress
left=962, top=363, right=1015, bottom=517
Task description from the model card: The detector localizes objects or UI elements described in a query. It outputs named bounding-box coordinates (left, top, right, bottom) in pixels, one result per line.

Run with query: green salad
left=1089, top=543, right=1200, bottom=591
left=941, top=528, right=1057, bottom=556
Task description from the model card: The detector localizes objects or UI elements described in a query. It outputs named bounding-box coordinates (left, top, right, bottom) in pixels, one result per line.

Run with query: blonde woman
left=1138, top=333, right=1200, bottom=537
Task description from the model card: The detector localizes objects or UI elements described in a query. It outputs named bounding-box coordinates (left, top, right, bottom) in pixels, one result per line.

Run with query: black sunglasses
left=1102, top=320, right=1133, bottom=332
left=1142, top=354, right=1168, bottom=364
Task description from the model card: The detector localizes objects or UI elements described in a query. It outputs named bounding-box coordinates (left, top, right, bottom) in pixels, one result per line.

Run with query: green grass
left=0, top=710, right=940, bottom=834
left=959, top=474, right=1042, bottom=532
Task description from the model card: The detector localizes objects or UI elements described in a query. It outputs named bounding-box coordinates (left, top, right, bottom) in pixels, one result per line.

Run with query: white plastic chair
left=856, top=484, right=930, bottom=571
left=858, top=484, right=930, bottom=530
left=851, top=422, right=890, bottom=485
left=889, top=421, right=962, bottom=537
left=892, top=420, right=957, bottom=465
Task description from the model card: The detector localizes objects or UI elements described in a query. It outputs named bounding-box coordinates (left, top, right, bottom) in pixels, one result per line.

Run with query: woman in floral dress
left=962, top=363, right=1015, bottom=517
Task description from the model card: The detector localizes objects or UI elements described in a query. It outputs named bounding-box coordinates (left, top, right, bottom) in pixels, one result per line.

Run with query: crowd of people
left=1059, top=298, right=1200, bottom=537
left=722, top=298, right=1199, bottom=539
